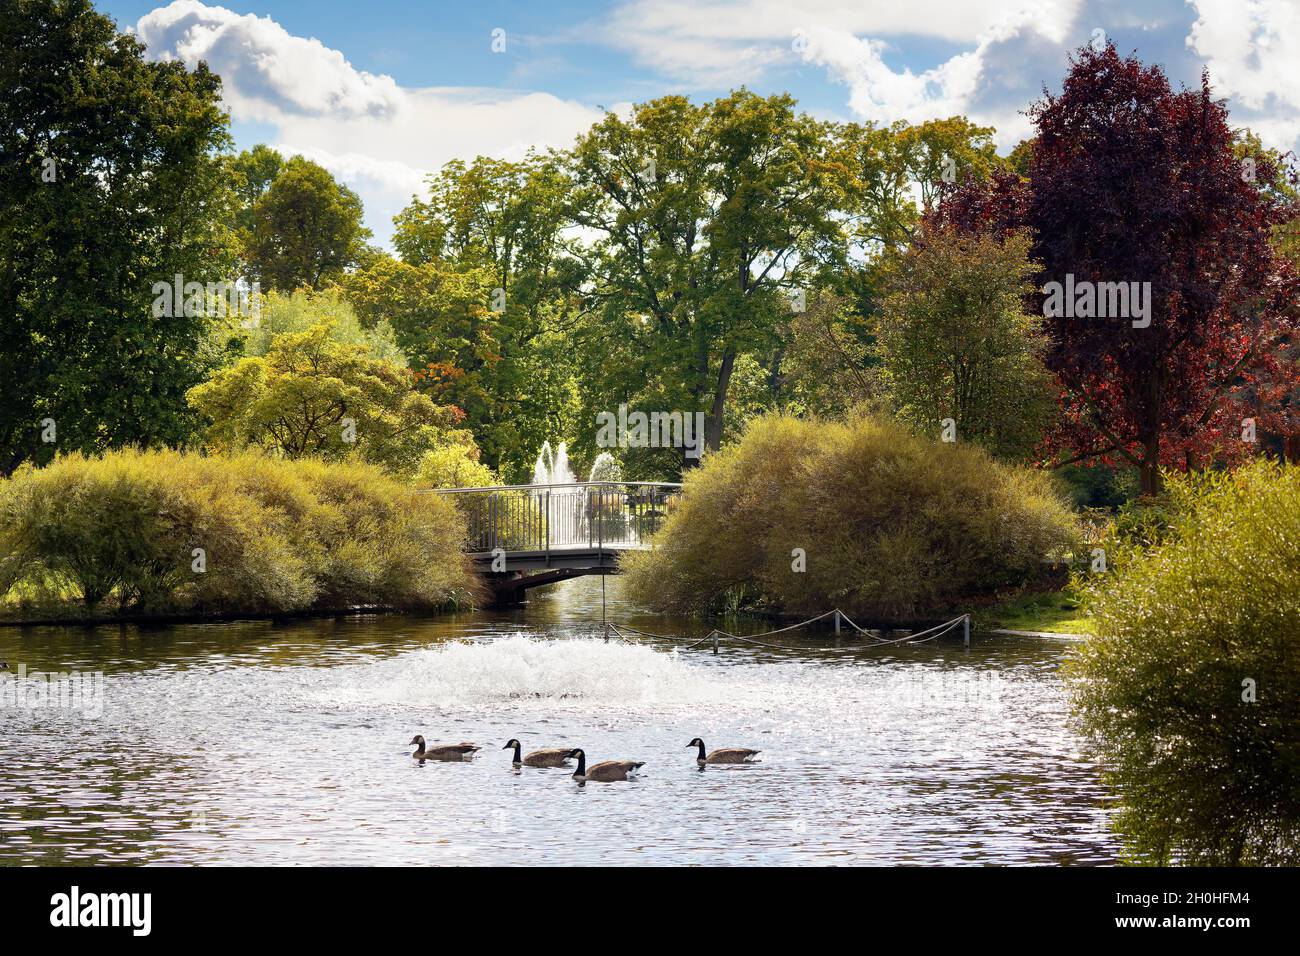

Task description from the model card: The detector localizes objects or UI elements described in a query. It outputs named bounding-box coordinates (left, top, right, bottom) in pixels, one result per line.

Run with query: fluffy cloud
left=1186, top=0, right=1300, bottom=151
left=134, top=3, right=605, bottom=245
left=136, top=1, right=404, bottom=121
left=599, top=0, right=1081, bottom=146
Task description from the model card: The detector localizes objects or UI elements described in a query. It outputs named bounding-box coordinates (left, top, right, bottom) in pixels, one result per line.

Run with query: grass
left=976, top=588, right=1094, bottom=635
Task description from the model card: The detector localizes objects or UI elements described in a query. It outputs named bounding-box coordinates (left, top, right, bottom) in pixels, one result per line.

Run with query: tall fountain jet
left=532, top=441, right=578, bottom=544
left=532, top=440, right=576, bottom=487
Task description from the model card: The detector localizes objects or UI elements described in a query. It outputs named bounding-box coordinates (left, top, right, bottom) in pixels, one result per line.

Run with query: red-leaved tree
left=935, top=44, right=1299, bottom=494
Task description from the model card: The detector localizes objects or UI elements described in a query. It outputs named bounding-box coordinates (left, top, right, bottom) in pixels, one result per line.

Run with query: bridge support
left=485, top=566, right=618, bottom=607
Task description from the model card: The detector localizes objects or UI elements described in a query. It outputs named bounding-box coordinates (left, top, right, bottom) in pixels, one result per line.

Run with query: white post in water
left=833, top=609, right=841, bottom=636
left=963, top=614, right=971, bottom=648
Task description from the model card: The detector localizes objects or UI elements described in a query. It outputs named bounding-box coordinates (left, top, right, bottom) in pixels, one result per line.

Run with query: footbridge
left=432, top=482, right=682, bottom=605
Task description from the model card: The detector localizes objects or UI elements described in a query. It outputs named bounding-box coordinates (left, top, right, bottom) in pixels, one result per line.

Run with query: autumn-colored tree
left=936, top=44, right=1300, bottom=494
left=375, top=154, right=582, bottom=479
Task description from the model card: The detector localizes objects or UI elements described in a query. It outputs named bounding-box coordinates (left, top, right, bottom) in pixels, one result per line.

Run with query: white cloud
left=1186, top=0, right=1300, bottom=152
left=134, top=3, right=605, bottom=245
left=794, top=9, right=1064, bottom=145
left=798, top=29, right=985, bottom=126
left=601, top=0, right=1082, bottom=83
left=137, top=0, right=405, bottom=120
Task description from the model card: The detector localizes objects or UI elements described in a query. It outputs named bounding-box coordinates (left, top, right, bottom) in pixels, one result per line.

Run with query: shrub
left=0, top=449, right=477, bottom=617
left=1068, top=461, right=1300, bottom=864
left=621, top=413, right=1080, bottom=619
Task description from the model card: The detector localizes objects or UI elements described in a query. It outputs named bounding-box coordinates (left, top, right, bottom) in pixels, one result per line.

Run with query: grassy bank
left=975, top=589, right=1093, bottom=635
left=0, top=449, right=479, bottom=622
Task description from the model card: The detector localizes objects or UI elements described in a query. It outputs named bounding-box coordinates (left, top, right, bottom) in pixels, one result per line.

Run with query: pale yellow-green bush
left=1068, top=461, right=1300, bottom=864
left=0, top=448, right=477, bottom=617
left=622, top=413, right=1079, bottom=619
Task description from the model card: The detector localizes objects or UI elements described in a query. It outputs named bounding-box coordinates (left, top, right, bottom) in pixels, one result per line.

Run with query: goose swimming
left=409, top=735, right=480, bottom=762
left=567, top=748, right=644, bottom=783
left=688, top=737, right=760, bottom=765
left=503, top=738, right=572, bottom=768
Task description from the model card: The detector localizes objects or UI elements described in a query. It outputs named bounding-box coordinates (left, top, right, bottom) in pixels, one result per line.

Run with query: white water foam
left=321, top=636, right=727, bottom=711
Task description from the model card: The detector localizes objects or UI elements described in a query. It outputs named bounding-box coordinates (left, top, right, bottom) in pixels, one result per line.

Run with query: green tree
left=239, top=288, right=406, bottom=364
left=413, top=431, right=497, bottom=488
left=187, top=323, right=454, bottom=475
left=0, top=0, right=238, bottom=473
left=245, top=156, right=371, bottom=291
left=777, top=293, right=875, bottom=417
left=367, top=154, right=583, bottom=479
left=227, top=144, right=284, bottom=234
left=874, top=227, right=1055, bottom=460
left=568, top=90, right=848, bottom=464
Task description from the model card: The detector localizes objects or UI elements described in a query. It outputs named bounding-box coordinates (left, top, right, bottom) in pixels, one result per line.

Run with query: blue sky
left=97, top=1, right=1300, bottom=245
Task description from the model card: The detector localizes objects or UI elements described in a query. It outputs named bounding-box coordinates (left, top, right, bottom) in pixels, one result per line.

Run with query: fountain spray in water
left=588, top=452, right=622, bottom=483
left=532, top=440, right=579, bottom=545
left=553, top=443, right=575, bottom=485
left=533, top=441, right=554, bottom=486
left=532, top=440, right=575, bottom=486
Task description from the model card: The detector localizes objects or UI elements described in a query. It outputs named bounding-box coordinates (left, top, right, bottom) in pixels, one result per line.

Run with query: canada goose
left=409, top=735, right=480, bottom=762
left=688, top=737, right=760, bottom=765
left=568, top=748, right=644, bottom=783
left=503, top=738, right=572, bottom=768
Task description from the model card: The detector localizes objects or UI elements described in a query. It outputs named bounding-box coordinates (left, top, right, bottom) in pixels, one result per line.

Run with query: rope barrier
left=606, top=610, right=970, bottom=654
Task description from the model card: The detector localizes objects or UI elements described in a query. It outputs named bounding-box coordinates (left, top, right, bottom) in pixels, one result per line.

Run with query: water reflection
left=0, top=577, right=1116, bottom=865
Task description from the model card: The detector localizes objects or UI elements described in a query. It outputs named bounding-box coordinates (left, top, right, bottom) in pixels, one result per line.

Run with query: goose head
left=687, top=737, right=704, bottom=748
left=503, top=739, right=521, bottom=750
left=409, top=735, right=426, bottom=748
left=566, top=748, right=585, bottom=760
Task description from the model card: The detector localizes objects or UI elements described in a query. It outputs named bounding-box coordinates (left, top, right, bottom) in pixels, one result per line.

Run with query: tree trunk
left=1139, top=430, right=1162, bottom=496
left=705, top=349, right=736, bottom=455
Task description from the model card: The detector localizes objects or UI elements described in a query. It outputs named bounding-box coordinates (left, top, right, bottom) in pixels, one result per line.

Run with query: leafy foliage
left=0, top=0, right=238, bottom=473
left=361, top=154, right=583, bottom=479
left=936, top=43, right=1300, bottom=492
left=187, top=323, right=456, bottom=476
left=1069, top=461, right=1300, bottom=864
left=622, top=413, right=1080, bottom=619
left=245, top=156, right=371, bottom=291
left=873, top=227, right=1056, bottom=459
left=230, top=287, right=407, bottom=365
left=413, top=431, right=497, bottom=489
left=567, top=91, right=849, bottom=464
left=0, top=448, right=477, bottom=616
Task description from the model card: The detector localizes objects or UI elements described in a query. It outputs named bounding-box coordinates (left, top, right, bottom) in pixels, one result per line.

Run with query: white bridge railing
left=431, top=481, right=682, bottom=555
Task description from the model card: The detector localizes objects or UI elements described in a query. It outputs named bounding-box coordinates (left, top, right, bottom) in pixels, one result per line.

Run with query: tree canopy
left=935, top=43, right=1300, bottom=493
left=187, top=323, right=457, bottom=476
left=245, top=156, right=372, bottom=292
left=0, top=0, right=237, bottom=473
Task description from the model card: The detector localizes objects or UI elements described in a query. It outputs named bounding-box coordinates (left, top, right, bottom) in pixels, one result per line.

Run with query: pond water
left=0, top=578, right=1118, bottom=865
